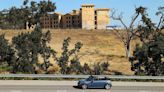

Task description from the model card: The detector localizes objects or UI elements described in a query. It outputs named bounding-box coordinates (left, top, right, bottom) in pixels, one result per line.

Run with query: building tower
left=95, top=8, right=110, bottom=29
left=81, top=4, right=95, bottom=29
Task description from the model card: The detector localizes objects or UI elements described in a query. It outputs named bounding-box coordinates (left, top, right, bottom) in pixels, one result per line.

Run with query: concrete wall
left=61, top=14, right=73, bottom=28
left=95, top=9, right=109, bottom=29
left=72, top=15, right=81, bottom=28
left=61, top=13, right=81, bottom=28
left=40, top=13, right=62, bottom=29
left=81, top=4, right=95, bottom=29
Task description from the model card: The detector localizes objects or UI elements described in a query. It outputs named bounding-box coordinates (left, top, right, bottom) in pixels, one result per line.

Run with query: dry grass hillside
left=0, top=29, right=141, bottom=75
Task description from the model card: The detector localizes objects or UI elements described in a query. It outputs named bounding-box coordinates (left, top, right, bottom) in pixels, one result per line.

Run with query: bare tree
left=111, top=7, right=145, bottom=58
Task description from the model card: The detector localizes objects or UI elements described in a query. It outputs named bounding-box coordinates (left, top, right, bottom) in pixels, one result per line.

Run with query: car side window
left=86, top=76, right=95, bottom=81
left=86, top=77, right=92, bottom=81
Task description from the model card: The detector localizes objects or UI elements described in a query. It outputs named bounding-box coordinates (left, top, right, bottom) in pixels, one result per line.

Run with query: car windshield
left=86, top=76, right=97, bottom=81
left=86, top=76, right=93, bottom=81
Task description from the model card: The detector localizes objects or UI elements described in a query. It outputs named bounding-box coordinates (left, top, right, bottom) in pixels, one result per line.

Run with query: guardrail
left=0, top=74, right=164, bottom=80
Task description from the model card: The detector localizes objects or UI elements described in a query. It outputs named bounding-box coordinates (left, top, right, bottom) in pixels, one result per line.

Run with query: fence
left=0, top=74, right=164, bottom=80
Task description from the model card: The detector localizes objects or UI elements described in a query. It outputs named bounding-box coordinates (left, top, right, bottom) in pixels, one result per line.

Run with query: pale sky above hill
left=0, top=0, right=163, bottom=26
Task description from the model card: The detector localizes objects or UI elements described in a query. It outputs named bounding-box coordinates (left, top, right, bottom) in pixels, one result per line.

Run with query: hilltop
left=0, top=29, right=140, bottom=75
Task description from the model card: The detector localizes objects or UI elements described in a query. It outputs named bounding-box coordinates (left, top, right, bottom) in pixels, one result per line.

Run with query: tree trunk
left=125, top=41, right=131, bottom=58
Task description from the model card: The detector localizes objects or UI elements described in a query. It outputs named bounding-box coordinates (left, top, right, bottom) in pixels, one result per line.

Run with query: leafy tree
left=23, top=0, right=56, bottom=26
left=55, top=37, right=83, bottom=74
left=0, top=9, right=12, bottom=29
left=0, top=34, right=15, bottom=73
left=0, top=12, right=3, bottom=27
left=0, top=34, right=15, bottom=66
left=68, top=42, right=83, bottom=74
left=0, top=5, right=30, bottom=29
left=93, top=62, right=103, bottom=75
left=68, top=58, right=82, bottom=74
left=130, top=7, right=164, bottom=76
left=23, top=0, right=29, bottom=6
left=12, top=26, right=55, bottom=73
left=0, top=11, right=7, bottom=29
left=82, top=63, right=92, bottom=74
left=7, top=7, right=26, bottom=29
left=0, top=0, right=56, bottom=29
left=131, top=34, right=164, bottom=75
left=136, top=7, right=164, bottom=43
left=92, top=62, right=110, bottom=75
left=101, top=62, right=110, bottom=71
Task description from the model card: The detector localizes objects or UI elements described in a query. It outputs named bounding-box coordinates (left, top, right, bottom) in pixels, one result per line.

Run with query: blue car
left=77, top=76, right=112, bottom=89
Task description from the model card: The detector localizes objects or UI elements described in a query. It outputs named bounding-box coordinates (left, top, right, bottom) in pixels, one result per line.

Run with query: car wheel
left=81, top=84, right=87, bottom=89
left=105, top=84, right=111, bottom=90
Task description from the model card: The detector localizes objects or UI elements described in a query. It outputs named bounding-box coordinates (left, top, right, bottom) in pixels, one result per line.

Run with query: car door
left=90, top=79, right=102, bottom=88
left=86, top=78, right=96, bottom=88
left=98, top=80, right=106, bottom=88
left=92, top=80, right=99, bottom=88
left=86, top=76, right=100, bottom=88
left=94, top=80, right=105, bottom=88
left=86, top=80, right=93, bottom=88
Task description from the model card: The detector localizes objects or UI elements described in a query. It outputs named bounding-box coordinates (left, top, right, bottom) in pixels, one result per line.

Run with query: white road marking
left=10, top=90, right=22, bottom=92
left=139, top=91, right=151, bottom=92
left=56, top=90, right=67, bottom=92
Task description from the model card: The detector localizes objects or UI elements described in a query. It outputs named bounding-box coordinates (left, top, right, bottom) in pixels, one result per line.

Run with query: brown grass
left=0, top=29, right=140, bottom=75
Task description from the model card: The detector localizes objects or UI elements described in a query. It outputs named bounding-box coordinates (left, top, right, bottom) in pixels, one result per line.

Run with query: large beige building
left=40, top=4, right=110, bottom=29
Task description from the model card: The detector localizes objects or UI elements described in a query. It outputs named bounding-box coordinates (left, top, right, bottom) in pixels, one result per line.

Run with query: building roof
left=65, top=10, right=80, bottom=16
left=54, top=12, right=63, bottom=15
left=95, top=8, right=110, bottom=11
left=81, top=4, right=95, bottom=7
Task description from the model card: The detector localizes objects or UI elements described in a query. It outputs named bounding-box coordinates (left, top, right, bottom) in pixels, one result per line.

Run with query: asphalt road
left=0, top=85, right=164, bottom=92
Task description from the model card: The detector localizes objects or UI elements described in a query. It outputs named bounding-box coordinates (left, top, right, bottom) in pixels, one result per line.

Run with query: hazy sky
left=0, top=0, right=163, bottom=26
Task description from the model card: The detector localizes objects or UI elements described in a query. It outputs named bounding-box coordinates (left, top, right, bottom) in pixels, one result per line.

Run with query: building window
left=95, top=21, right=97, bottom=25
left=95, top=16, right=97, bottom=20
left=95, top=11, right=97, bottom=15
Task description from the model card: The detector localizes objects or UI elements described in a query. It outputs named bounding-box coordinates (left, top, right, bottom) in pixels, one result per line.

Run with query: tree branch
left=112, top=28, right=126, bottom=44
left=156, top=14, right=164, bottom=32
left=130, top=13, right=139, bottom=29
left=111, top=10, right=128, bottom=30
